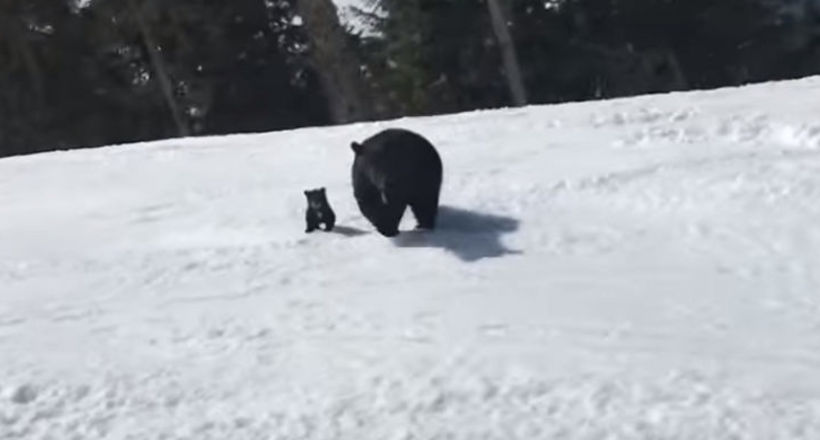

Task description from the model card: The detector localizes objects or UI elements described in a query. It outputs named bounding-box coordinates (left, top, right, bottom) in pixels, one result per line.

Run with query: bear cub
left=350, top=128, right=443, bottom=237
left=304, top=187, right=336, bottom=233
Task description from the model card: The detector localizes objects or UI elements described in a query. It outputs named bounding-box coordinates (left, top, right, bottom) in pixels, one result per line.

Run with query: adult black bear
left=304, top=187, right=336, bottom=233
left=351, top=128, right=443, bottom=237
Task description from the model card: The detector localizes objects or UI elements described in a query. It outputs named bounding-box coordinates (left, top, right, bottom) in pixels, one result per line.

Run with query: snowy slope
left=3, top=77, right=820, bottom=439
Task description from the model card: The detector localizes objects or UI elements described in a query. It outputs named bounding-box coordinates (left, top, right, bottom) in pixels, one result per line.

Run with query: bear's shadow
left=331, top=225, right=369, bottom=237
left=391, top=205, right=521, bottom=262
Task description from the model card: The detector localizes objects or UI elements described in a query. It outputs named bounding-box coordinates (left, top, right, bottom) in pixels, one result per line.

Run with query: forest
left=1, top=0, right=819, bottom=158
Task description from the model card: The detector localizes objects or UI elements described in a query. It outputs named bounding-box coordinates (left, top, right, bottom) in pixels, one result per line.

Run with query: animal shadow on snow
left=331, top=225, right=368, bottom=237
left=392, top=205, right=521, bottom=262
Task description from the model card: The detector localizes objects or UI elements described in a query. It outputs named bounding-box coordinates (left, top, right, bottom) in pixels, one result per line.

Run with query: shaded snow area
left=4, top=77, right=820, bottom=439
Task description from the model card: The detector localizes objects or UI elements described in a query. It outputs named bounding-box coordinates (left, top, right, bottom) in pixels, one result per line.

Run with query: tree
left=126, top=0, right=190, bottom=136
left=0, top=0, right=83, bottom=155
left=84, top=0, right=226, bottom=138
left=486, top=0, right=528, bottom=106
left=200, top=0, right=330, bottom=133
left=294, top=0, right=377, bottom=123
left=355, top=0, right=510, bottom=115
left=0, top=0, right=331, bottom=158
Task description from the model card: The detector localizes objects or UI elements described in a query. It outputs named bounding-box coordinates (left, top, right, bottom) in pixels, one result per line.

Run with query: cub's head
left=304, top=187, right=329, bottom=210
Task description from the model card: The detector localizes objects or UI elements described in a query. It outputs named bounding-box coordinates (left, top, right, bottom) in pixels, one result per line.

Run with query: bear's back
left=358, top=129, right=442, bottom=179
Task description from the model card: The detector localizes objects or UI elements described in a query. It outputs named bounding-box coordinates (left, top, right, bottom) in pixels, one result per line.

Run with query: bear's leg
left=376, top=201, right=406, bottom=237
left=305, top=211, right=319, bottom=233
left=410, top=193, right=439, bottom=230
left=356, top=196, right=385, bottom=231
left=322, top=212, right=335, bottom=231
left=354, top=181, right=387, bottom=231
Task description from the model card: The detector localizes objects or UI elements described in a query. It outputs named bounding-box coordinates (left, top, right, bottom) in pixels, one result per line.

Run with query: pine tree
left=356, top=0, right=510, bottom=115
left=486, top=0, right=528, bottom=105
left=294, top=0, right=380, bottom=123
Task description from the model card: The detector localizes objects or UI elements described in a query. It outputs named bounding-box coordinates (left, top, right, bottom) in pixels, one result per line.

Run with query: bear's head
left=304, top=187, right=329, bottom=210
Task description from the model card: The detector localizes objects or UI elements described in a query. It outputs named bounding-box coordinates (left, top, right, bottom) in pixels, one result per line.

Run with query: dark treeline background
left=2, top=0, right=819, bottom=158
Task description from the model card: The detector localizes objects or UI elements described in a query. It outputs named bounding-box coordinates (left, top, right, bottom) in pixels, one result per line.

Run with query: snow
left=332, top=0, right=381, bottom=36
left=3, top=76, right=820, bottom=438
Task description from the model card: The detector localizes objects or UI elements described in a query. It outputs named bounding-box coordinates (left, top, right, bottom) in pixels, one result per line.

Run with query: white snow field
left=3, top=76, right=820, bottom=439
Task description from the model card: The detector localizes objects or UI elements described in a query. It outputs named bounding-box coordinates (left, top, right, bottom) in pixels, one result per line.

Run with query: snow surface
left=3, top=77, right=820, bottom=439
left=332, top=0, right=380, bottom=36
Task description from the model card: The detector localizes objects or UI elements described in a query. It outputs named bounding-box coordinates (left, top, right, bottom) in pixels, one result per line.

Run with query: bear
left=304, top=187, right=336, bottom=233
left=350, top=128, right=443, bottom=237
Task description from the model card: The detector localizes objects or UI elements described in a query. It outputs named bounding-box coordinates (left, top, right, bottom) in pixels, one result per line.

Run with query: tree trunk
left=662, top=50, right=689, bottom=90
left=295, top=0, right=374, bottom=124
left=129, top=0, right=190, bottom=137
left=486, top=0, right=528, bottom=106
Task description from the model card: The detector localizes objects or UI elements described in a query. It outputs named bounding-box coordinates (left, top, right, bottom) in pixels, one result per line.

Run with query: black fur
left=304, top=187, right=336, bottom=233
left=351, top=128, right=443, bottom=237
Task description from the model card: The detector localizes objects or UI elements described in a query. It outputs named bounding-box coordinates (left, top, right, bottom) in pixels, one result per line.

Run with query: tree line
left=2, top=0, right=819, bottom=158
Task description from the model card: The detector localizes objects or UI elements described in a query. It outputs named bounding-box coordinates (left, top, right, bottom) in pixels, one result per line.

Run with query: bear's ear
left=304, top=190, right=310, bottom=195
left=351, top=142, right=362, bottom=154
left=320, top=187, right=326, bottom=193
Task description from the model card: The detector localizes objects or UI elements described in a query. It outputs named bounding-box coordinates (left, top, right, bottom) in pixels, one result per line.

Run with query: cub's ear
left=351, top=142, right=363, bottom=154
left=304, top=190, right=310, bottom=195
left=320, top=187, right=326, bottom=193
